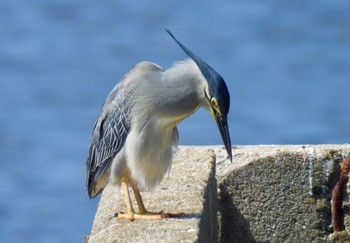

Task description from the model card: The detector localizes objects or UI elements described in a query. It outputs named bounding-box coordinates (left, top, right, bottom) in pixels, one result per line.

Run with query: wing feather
left=85, top=61, right=162, bottom=198
left=86, top=84, right=132, bottom=198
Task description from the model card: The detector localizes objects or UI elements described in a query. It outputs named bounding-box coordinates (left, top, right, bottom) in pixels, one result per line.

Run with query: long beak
left=215, top=113, right=232, bottom=162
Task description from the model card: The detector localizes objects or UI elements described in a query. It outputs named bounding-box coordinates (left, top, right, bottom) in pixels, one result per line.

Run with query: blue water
left=1, top=0, right=349, bottom=242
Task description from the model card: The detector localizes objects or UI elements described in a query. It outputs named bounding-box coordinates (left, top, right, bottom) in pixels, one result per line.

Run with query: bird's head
left=166, top=29, right=232, bottom=161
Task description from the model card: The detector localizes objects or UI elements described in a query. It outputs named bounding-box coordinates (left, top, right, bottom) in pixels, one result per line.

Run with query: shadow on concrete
left=181, top=213, right=201, bottom=219
left=219, top=184, right=256, bottom=243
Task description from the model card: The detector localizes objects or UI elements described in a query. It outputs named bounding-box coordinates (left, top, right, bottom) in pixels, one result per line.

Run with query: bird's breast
left=124, top=119, right=178, bottom=190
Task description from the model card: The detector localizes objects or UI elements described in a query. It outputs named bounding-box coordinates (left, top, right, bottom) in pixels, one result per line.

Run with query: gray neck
left=132, top=59, right=209, bottom=132
left=159, top=59, right=208, bottom=119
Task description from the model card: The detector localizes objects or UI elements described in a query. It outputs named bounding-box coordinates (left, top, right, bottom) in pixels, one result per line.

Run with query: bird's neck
left=132, top=59, right=209, bottom=134
left=163, top=59, right=205, bottom=88
left=158, top=59, right=208, bottom=120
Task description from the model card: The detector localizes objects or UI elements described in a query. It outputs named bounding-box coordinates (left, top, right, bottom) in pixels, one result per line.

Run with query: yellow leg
left=115, top=179, right=136, bottom=220
left=117, top=178, right=184, bottom=220
left=122, top=180, right=135, bottom=214
left=133, top=182, right=184, bottom=219
left=130, top=182, right=147, bottom=214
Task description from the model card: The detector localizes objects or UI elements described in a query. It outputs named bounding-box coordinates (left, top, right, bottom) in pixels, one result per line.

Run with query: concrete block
left=86, top=144, right=350, bottom=242
left=218, top=145, right=350, bottom=242
left=86, top=147, right=217, bottom=243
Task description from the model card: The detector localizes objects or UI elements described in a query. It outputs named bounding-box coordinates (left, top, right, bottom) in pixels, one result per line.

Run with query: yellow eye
left=211, top=97, right=218, bottom=107
left=211, top=97, right=222, bottom=115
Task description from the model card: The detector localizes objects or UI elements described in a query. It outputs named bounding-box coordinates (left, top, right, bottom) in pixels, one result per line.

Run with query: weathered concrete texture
left=218, top=144, right=350, bottom=242
left=87, top=147, right=217, bottom=243
left=87, top=145, right=350, bottom=243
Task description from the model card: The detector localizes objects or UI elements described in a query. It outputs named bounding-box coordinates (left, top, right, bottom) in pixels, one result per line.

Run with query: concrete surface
left=86, top=144, right=350, bottom=243
left=86, top=147, right=217, bottom=243
left=218, top=144, right=350, bottom=242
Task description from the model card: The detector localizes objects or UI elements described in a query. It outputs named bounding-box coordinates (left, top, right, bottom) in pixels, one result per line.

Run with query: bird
left=86, top=29, right=232, bottom=220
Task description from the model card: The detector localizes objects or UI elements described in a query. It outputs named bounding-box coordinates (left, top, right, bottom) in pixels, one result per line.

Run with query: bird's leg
left=130, top=182, right=148, bottom=214
left=116, top=179, right=136, bottom=220
left=122, top=180, right=135, bottom=214
left=117, top=178, right=163, bottom=220
left=116, top=177, right=184, bottom=220
left=130, top=182, right=184, bottom=220
left=117, top=181, right=163, bottom=220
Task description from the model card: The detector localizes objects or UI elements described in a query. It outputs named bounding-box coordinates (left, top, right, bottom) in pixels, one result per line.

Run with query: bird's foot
left=115, top=211, right=184, bottom=221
